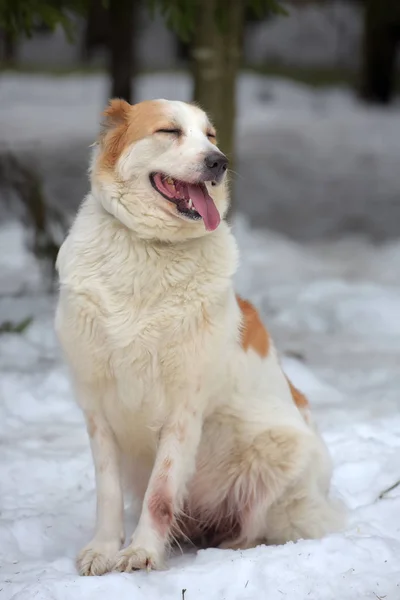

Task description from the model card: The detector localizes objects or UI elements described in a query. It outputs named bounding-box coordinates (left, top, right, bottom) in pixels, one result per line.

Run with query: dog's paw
left=113, top=545, right=164, bottom=572
left=77, top=540, right=120, bottom=576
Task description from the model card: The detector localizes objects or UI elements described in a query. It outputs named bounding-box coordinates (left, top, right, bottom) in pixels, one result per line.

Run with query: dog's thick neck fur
left=62, top=191, right=238, bottom=303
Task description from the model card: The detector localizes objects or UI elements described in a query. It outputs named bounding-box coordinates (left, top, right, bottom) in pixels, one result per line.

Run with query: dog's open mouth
left=150, top=172, right=220, bottom=231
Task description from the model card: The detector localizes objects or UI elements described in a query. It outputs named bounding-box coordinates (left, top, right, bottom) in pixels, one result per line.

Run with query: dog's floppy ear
left=102, top=98, right=131, bottom=132
left=98, top=99, right=132, bottom=169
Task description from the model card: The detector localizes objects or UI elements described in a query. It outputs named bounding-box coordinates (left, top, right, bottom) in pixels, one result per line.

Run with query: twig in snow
left=0, top=317, right=32, bottom=334
left=378, top=479, right=400, bottom=500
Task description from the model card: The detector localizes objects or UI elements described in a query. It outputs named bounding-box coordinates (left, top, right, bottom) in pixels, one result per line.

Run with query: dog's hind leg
left=265, top=481, right=346, bottom=545
left=214, top=427, right=317, bottom=550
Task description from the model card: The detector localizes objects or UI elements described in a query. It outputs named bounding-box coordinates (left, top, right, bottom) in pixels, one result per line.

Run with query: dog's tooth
left=167, top=177, right=174, bottom=186
left=188, top=198, right=193, bottom=209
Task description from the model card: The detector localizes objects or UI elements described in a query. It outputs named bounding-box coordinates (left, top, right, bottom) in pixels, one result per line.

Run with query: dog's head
left=91, top=98, right=229, bottom=242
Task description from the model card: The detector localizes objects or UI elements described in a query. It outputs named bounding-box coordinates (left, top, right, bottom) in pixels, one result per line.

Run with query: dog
left=55, top=98, right=344, bottom=576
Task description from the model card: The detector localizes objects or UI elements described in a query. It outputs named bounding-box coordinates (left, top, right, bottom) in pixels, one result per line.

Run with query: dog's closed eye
left=155, top=128, right=182, bottom=136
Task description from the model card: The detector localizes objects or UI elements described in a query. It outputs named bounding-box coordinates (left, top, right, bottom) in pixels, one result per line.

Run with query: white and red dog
left=55, top=99, right=343, bottom=576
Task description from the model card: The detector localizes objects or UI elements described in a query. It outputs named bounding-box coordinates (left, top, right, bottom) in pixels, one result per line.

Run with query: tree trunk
left=81, top=0, right=109, bottom=62
left=1, top=28, right=16, bottom=66
left=109, top=0, right=136, bottom=103
left=360, top=0, right=400, bottom=104
left=191, top=0, right=245, bottom=214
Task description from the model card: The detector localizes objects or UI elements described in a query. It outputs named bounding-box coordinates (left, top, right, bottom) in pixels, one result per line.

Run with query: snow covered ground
left=1, top=213, right=399, bottom=600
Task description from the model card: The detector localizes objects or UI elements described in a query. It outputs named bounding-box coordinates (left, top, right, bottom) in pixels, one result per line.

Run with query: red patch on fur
left=148, top=491, right=173, bottom=536
left=236, top=295, right=269, bottom=357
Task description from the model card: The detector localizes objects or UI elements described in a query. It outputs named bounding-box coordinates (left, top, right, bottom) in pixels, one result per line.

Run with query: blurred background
left=1, top=0, right=400, bottom=286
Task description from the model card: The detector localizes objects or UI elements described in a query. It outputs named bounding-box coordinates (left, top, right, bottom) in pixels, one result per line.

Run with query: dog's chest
left=100, top=272, right=228, bottom=400
left=98, top=283, right=232, bottom=450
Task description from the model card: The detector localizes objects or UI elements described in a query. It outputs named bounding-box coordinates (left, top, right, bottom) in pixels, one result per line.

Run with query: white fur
left=55, top=100, right=344, bottom=576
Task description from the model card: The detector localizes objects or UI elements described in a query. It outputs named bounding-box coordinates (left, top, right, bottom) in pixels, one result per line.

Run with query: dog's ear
left=101, top=98, right=131, bottom=132
left=98, top=99, right=132, bottom=168
left=102, top=98, right=131, bottom=128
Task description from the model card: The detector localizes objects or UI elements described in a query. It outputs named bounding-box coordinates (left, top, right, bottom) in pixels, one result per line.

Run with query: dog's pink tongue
left=187, top=184, right=220, bottom=231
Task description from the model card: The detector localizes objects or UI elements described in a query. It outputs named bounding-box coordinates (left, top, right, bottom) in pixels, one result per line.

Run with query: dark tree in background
left=361, top=0, right=400, bottom=104
left=0, top=28, right=16, bottom=65
left=81, top=0, right=109, bottom=61
left=82, top=0, right=138, bottom=103
left=109, top=0, right=136, bottom=100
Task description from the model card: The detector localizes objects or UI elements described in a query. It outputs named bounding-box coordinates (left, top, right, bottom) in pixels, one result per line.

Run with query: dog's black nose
left=204, top=152, right=228, bottom=179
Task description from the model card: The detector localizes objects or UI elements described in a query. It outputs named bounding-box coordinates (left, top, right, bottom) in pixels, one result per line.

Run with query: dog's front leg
left=114, top=402, right=203, bottom=572
left=77, top=410, right=124, bottom=576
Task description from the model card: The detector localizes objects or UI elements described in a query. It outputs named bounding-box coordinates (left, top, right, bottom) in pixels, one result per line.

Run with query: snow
left=1, top=214, right=400, bottom=600
left=1, top=74, right=400, bottom=599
